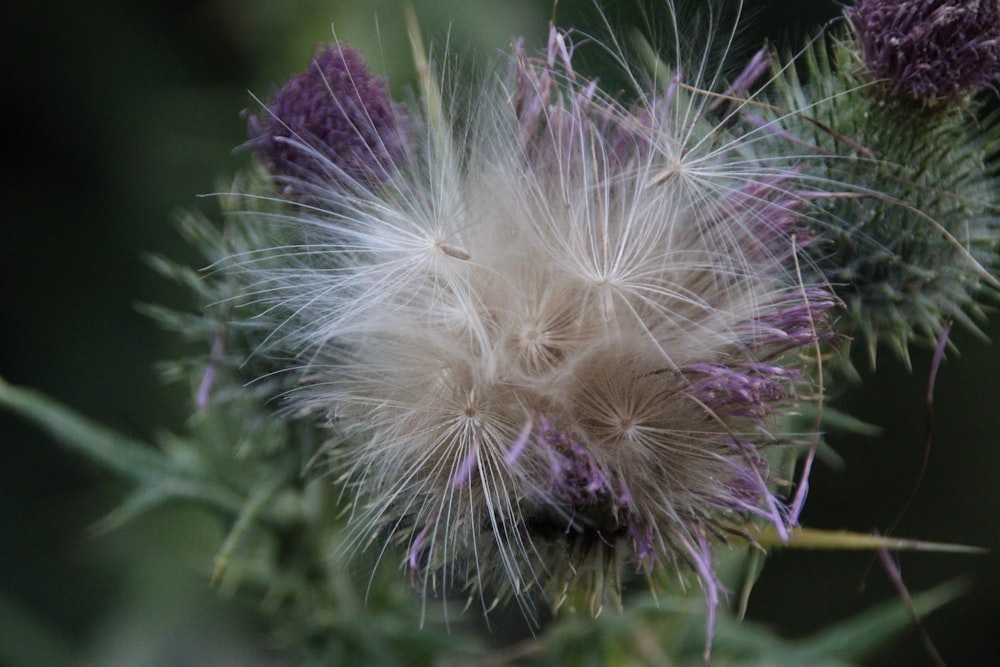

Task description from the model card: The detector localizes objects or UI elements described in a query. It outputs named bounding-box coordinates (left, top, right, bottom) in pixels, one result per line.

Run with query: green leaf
left=212, top=466, right=294, bottom=584
left=0, top=377, right=249, bottom=520
left=0, top=376, right=172, bottom=482
left=788, top=579, right=969, bottom=661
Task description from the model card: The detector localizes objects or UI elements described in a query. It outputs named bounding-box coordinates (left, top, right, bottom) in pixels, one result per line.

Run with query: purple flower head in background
left=849, top=0, right=1000, bottom=106
left=246, top=45, right=411, bottom=190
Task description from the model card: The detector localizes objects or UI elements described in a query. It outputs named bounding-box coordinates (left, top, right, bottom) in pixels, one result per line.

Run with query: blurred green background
left=2, top=1, right=998, bottom=664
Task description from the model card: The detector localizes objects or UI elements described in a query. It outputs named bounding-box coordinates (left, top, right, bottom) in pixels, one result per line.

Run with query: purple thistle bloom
left=849, top=0, right=1000, bottom=107
left=511, top=26, right=655, bottom=174
left=684, top=362, right=799, bottom=417
left=246, top=45, right=410, bottom=189
left=721, top=47, right=773, bottom=102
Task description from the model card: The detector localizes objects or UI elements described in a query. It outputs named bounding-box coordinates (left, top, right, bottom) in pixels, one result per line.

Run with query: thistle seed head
left=229, top=19, right=835, bottom=653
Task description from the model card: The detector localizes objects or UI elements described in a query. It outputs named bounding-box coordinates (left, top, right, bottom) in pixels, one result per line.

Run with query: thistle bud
left=761, top=4, right=1000, bottom=364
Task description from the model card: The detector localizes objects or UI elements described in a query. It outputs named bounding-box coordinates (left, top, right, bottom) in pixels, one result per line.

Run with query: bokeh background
left=2, top=1, right=998, bottom=665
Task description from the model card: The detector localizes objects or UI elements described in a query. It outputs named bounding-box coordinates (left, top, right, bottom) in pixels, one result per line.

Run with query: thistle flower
left=232, top=18, right=835, bottom=662
left=849, top=0, right=1000, bottom=108
left=760, top=4, right=1000, bottom=364
left=245, top=44, right=411, bottom=191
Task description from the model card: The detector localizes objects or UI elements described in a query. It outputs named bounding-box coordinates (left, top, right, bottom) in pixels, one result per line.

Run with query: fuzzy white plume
left=229, top=11, right=835, bottom=661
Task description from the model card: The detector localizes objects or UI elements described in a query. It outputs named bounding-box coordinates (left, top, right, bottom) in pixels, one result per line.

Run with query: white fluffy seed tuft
left=229, top=11, right=835, bottom=652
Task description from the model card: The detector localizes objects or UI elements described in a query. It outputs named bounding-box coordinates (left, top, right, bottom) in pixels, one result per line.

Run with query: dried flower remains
left=234, top=20, right=836, bottom=661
